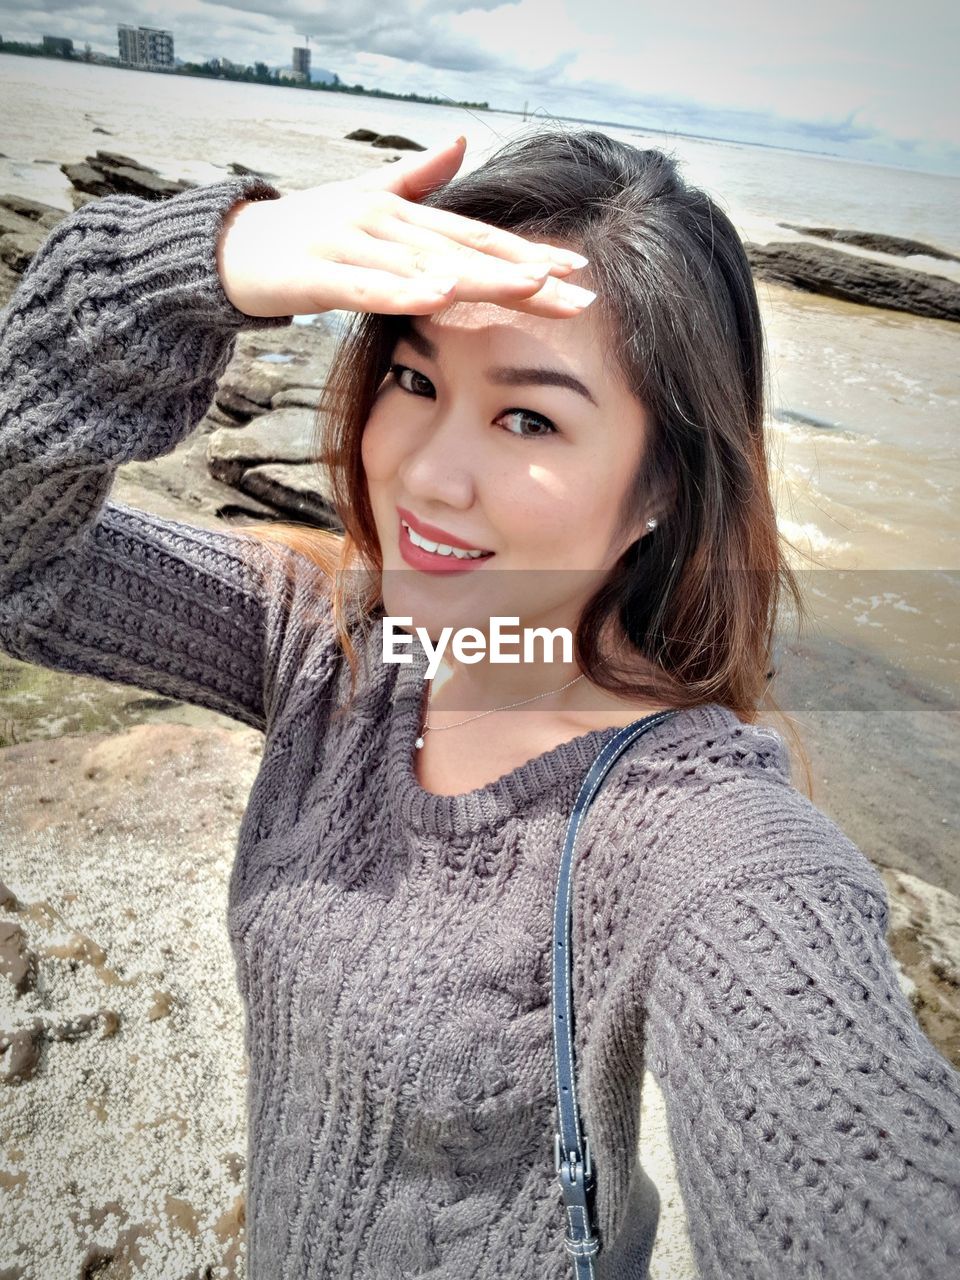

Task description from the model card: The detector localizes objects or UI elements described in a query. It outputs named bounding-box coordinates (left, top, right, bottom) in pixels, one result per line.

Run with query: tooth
left=406, top=519, right=488, bottom=557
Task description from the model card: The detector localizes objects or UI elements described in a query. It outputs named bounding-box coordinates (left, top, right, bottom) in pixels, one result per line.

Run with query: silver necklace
left=415, top=672, right=586, bottom=750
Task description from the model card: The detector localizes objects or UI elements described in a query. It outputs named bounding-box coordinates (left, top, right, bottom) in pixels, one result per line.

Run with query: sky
left=1, top=0, right=958, bottom=175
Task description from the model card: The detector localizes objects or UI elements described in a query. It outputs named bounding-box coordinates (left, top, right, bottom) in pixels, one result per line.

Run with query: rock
left=234, top=322, right=339, bottom=367
left=745, top=241, right=960, bottom=323
left=774, top=407, right=841, bottom=431
left=205, top=406, right=322, bottom=486
left=345, top=128, right=380, bottom=142
left=215, top=328, right=337, bottom=421
left=0, top=228, right=46, bottom=274
left=271, top=386, right=324, bottom=411
left=70, top=190, right=100, bottom=212
left=96, top=164, right=193, bottom=200
left=781, top=223, right=960, bottom=263
left=0, top=206, right=42, bottom=239
left=237, top=463, right=340, bottom=527
left=60, top=152, right=196, bottom=202
left=0, top=1016, right=45, bottom=1083
left=213, top=384, right=267, bottom=421
left=0, top=193, right=66, bottom=230
left=203, top=402, right=248, bottom=431
left=0, top=294, right=336, bottom=534
left=0, top=261, right=21, bottom=309
left=215, top=359, right=292, bottom=416
left=0, top=918, right=38, bottom=995
left=92, top=127, right=113, bottom=136
left=60, top=160, right=107, bottom=196
left=147, top=989, right=176, bottom=1021
left=371, top=134, right=426, bottom=151
left=217, top=494, right=287, bottom=523
left=93, top=149, right=159, bottom=173
left=227, top=161, right=275, bottom=179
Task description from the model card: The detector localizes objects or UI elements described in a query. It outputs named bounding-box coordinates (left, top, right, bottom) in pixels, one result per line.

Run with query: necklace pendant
left=414, top=735, right=425, bottom=750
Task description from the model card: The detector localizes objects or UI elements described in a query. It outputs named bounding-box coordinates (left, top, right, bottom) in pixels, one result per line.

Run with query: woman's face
left=361, top=298, right=656, bottom=647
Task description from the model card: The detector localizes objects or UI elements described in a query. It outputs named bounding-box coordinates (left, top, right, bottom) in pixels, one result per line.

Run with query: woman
left=1, top=130, right=958, bottom=1280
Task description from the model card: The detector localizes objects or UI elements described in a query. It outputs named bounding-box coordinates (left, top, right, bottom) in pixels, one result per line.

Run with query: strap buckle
left=554, top=1134, right=599, bottom=1259
left=554, top=1132, right=593, bottom=1182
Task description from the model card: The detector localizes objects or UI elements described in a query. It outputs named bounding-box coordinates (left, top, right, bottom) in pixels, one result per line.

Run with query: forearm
left=0, top=176, right=302, bottom=729
left=645, top=865, right=960, bottom=1279
left=0, top=175, right=290, bottom=583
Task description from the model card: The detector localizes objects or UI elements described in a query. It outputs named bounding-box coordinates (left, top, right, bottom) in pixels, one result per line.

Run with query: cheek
left=503, top=462, right=596, bottom=548
left=534, top=464, right=624, bottom=557
left=360, top=405, right=400, bottom=483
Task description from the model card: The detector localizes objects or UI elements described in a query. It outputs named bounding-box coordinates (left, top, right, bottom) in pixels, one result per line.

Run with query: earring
left=645, top=518, right=657, bottom=531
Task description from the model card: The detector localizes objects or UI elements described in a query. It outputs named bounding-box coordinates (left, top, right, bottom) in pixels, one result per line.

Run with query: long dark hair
left=235, top=127, right=813, bottom=792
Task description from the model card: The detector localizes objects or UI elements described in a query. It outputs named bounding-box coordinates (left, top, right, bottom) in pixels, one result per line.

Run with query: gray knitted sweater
left=2, top=177, right=959, bottom=1280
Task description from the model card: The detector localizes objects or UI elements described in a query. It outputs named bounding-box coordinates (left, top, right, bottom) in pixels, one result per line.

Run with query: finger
left=328, top=231, right=556, bottom=291
left=391, top=200, right=589, bottom=271
left=304, top=260, right=595, bottom=317
left=303, top=259, right=461, bottom=314
left=471, top=274, right=599, bottom=318
left=354, top=136, right=467, bottom=202
left=362, top=219, right=579, bottom=280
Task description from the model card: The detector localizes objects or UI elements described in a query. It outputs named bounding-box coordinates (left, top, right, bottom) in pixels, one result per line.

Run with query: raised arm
left=0, top=139, right=596, bottom=734
left=0, top=176, right=302, bottom=732
left=645, top=862, right=960, bottom=1279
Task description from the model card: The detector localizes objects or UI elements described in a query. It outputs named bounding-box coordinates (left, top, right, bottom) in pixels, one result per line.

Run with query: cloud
left=0, top=0, right=957, bottom=173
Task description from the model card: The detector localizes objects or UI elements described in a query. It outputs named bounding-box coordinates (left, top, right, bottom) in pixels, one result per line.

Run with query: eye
left=389, top=362, right=558, bottom=441
left=496, top=409, right=558, bottom=440
left=390, top=362, right=434, bottom=397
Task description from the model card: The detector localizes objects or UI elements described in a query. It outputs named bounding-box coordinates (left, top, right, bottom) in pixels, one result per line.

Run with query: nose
left=398, top=401, right=479, bottom=510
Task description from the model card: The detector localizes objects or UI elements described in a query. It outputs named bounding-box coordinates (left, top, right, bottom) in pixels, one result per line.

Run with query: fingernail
left=552, top=249, right=590, bottom=268
left=559, top=283, right=597, bottom=307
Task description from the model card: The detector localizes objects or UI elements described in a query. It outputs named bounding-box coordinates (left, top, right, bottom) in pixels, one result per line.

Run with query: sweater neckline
left=386, top=640, right=736, bottom=836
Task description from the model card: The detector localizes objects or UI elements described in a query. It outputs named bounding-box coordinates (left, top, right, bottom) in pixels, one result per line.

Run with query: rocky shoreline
left=2, top=148, right=958, bottom=535
left=744, top=239, right=960, bottom=323
left=3, top=145, right=960, bottom=327
left=2, top=150, right=958, bottom=1280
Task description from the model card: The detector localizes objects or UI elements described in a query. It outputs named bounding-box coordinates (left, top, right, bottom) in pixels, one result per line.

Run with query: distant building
left=118, top=24, right=174, bottom=69
left=117, top=25, right=137, bottom=63
left=42, top=35, right=74, bottom=57
left=292, top=45, right=311, bottom=82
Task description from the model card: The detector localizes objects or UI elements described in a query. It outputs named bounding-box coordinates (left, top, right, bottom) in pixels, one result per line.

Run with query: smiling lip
left=397, top=514, right=495, bottom=574
left=396, top=506, right=492, bottom=553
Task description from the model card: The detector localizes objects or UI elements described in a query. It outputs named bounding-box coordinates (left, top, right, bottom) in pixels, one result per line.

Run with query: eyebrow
left=397, top=318, right=599, bottom=408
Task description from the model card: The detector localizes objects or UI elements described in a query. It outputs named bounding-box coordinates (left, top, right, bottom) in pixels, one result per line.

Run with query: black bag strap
left=551, top=709, right=678, bottom=1277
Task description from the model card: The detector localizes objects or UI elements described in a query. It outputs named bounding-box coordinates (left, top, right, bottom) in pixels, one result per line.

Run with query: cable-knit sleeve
left=0, top=175, right=325, bottom=733
left=644, top=864, right=960, bottom=1279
